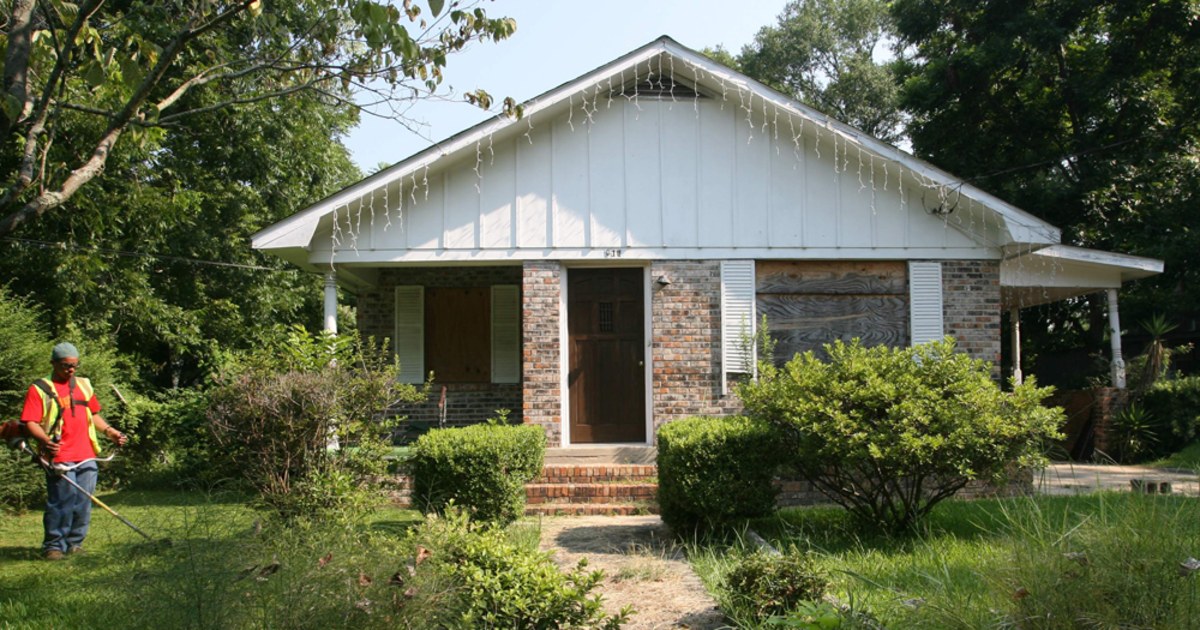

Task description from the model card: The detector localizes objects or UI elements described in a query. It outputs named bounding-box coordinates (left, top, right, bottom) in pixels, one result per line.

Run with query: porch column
left=1107, top=288, right=1126, bottom=389
left=323, top=272, right=338, bottom=334
left=1009, top=307, right=1022, bottom=385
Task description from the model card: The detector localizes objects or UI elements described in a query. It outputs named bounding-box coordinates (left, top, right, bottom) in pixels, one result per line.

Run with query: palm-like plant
left=1138, top=314, right=1178, bottom=392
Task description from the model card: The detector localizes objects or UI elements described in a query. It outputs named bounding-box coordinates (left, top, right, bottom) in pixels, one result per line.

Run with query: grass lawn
left=692, top=493, right=1200, bottom=629
left=0, top=489, right=422, bottom=629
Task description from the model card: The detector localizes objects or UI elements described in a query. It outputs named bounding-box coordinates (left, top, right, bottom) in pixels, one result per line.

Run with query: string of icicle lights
left=326, top=49, right=1067, bottom=308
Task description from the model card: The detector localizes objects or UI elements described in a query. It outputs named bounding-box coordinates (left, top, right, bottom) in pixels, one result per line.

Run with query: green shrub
left=404, top=507, right=629, bottom=628
left=1139, top=376, right=1200, bottom=453
left=1109, top=402, right=1161, bottom=463
left=110, top=387, right=237, bottom=489
left=657, top=415, right=787, bottom=532
left=0, top=446, right=44, bottom=513
left=0, top=286, right=50, bottom=412
left=724, top=547, right=830, bottom=623
left=410, top=423, right=545, bottom=524
left=207, top=326, right=424, bottom=520
left=738, top=338, right=1064, bottom=533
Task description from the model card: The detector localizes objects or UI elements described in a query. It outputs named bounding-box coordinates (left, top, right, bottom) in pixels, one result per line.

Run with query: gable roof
left=252, top=35, right=1062, bottom=262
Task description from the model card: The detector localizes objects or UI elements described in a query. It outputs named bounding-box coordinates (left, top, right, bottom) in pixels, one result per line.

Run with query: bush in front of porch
left=656, top=415, right=788, bottom=533
left=410, top=421, right=545, bottom=524
left=738, top=337, right=1064, bottom=534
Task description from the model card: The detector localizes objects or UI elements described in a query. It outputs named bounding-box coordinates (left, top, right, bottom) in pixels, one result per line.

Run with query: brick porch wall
left=942, top=260, right=1002, bottom=377
left=356, top=266, right=523, bottom=433
left=522, top=261, right=563, bottom=446
left=649, top=261, right=743, bottom=440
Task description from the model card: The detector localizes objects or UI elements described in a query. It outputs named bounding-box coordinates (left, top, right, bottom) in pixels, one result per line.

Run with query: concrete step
left=525, top=503, right=654, bottom=516
left=526, top=482, right=658, bottom=505
left=544, top=446, right=657, bottom=465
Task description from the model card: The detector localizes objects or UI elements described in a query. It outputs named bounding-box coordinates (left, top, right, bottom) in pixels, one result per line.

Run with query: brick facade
left=650, top=261, right=742, bottom=439
left=522, top=261, right=564, bottom=446
left=356, top=258, right=1004, bottom=445
left=941, top=260, right=1002, bottom=376
left=356, top=266, right=523, bottom=433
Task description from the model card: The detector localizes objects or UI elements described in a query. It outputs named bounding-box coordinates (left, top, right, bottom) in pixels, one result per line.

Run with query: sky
left=343, top=0, right=791, bottom=172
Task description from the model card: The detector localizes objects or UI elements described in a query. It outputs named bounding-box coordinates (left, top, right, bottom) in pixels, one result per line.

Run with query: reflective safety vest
left=31, top=376, right=101, bottom=456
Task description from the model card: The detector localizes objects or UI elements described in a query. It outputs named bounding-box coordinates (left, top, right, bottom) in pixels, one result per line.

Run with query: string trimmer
left=9, top=438, right=169, bottom=546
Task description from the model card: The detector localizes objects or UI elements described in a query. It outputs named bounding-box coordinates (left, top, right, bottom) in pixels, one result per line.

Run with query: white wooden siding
left=312, top=98, right=986, bottom=262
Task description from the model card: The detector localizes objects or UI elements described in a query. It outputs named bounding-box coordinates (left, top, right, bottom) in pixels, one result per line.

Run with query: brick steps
left=526, top=463, right=658, bottom=516
left=387, top=463, right=661, bottom=516
left=526, top=482, right=658, bottom=504
left=536, top=464, right=657, bottom=484
left=525, top=503, right=651, bottom=516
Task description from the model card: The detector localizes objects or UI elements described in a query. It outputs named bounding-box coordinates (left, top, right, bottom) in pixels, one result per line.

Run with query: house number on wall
left=603, top=249, right=623, bottom=258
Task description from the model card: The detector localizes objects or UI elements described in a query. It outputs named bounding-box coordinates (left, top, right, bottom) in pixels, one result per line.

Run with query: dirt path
left=537, top=515, right=727, bottom=630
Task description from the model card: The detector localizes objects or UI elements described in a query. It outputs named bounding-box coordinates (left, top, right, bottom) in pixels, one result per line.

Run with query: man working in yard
left=21, top=342, right=128, bottom=560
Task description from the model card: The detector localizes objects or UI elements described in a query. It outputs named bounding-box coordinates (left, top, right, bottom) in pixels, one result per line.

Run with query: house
left=252, top=36, right=1162, bottom=448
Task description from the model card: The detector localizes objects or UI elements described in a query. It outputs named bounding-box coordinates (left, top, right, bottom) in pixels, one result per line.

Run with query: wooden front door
left=568, top=268, right=646, bottom=443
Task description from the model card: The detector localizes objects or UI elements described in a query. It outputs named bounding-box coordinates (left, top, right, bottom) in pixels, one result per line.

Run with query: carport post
left=1107, top=288, right=1126, bottom=389
left=1010, top=307, right=1022, bottom=385
left=323, top=272, right=338, bottom=334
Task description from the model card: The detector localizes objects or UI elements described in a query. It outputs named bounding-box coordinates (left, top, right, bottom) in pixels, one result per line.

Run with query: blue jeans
left=43, top=461, right=97, bottom=553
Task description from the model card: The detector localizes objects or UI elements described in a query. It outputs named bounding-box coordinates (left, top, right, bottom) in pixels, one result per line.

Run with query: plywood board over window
left=756, top=261, right=909, bottom=364
left=426, top=287, right=490, bottom=382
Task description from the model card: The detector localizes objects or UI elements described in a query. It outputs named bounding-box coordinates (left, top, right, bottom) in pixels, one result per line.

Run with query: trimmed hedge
left=410, top=424, right=545, bottom=524
left=656, top=415, right=787, bottom=531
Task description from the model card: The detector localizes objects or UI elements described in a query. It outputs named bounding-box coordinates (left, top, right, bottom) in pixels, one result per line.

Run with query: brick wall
left=942, top=260, right=1002, bottom=375
left=355, top=266, right=523, bottom=434
left=355, top=258, right=1003, bottom=445
left=649, top=261, right=743, bottom=439
left=522, top=261, right=563, bottom=446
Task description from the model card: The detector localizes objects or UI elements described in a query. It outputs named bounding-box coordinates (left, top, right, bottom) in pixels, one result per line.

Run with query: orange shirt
left=20, top=379, right=101, bottom=463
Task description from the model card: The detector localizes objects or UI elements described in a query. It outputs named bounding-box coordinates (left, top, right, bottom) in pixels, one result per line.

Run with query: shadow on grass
left=97, top=488, right=252, bottom=507
left=0, top=545, right=41, bottom=562
left=369, top=518, right=422, bottom=536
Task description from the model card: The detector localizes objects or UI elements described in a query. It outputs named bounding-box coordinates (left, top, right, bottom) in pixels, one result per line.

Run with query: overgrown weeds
left=1, top=490, right=628, bottom=629
left=691, top=494, right=1200, bottom=628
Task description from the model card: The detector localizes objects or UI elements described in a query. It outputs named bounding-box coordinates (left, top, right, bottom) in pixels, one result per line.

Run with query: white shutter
left=721, top=260, right=756, bottom=394
left=491, top=285, right=520, bottom=383
left=908, top=261, right=944, bottom=346
left=394, top=286, right=424, bottom=383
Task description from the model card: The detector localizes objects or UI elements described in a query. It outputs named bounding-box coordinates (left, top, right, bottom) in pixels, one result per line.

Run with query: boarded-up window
left=395, top=284, right=520, bottom=384
left=426, top=288, right=491, bottom=383
left=756, top=261, right=909, bottom=365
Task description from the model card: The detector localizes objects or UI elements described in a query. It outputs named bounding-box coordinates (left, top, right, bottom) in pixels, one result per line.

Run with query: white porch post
left=1107, top=288, right=1126, bottom=389
left=1010, top=307, right=1023, bottom=385
left=323, top=272, right=338, bottom=334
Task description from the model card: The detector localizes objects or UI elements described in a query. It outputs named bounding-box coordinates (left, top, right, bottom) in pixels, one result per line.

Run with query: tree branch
left=2, top=0, right=37, bottom=131
left=0, top=2, right=255, bottom=235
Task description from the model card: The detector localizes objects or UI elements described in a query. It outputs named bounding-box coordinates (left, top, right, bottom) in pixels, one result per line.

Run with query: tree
left=0, top=83, right=357, bottom=386
left=891, top=0, right=1200, bottom=379
left=738, top=0, right=905, bottom=143
left=0, top=0, right=518, bottom=236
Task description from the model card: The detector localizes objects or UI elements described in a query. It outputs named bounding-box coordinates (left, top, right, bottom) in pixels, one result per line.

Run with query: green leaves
left=738, top=338, right=1065, bottom=533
